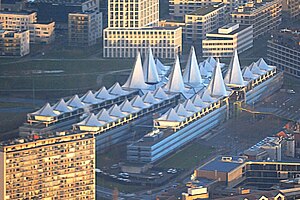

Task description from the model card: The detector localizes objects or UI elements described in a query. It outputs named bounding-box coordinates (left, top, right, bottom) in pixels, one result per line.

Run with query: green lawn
left=156, top=141, right=214, bottom=170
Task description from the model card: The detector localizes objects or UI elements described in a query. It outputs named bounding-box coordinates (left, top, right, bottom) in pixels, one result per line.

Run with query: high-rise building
left=0, top=132, right=95, bottom=199
left=68, top=10, right=102, bottom=46
left=103, top=0, right=182, bottom=58
left=231, top=0, right=282, bottom=39
left=267, top=29, right=300, bottom=78
left=29, top=22, right=56, bottom=44
left=0, top=30, right=30, bottom=57
left=282, top=0, right=300, bottom=18
left=185, top=3, right=226, bottom=43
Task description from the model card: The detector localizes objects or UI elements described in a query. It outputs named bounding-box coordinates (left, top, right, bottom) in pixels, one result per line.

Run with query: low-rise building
left=0, top=132, right=95, bottom=199
left=267, top=29, right=300, bottom=78
left=231, top=0, right=282, bottom=39
left=103, top=27, right=182, bottom=58
left=68, top=10, right=102, bottom=46
left=185, top=3, right=226, bottom=43
left=202, top=23, right=253, bottom=57
left=0, top=30, right=30, bottom=57
left=29, top=22, right=55, bottom=44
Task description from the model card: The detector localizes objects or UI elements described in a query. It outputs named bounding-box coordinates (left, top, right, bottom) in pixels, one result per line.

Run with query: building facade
left=231, top=0, right=282, bottom=39
left=267, top=30, right=300, bottom=78
left=103, top=0, right=182, bottom=58
left=0, top=11, right=56, bottom=44
left=68, top=10, right=102, bottom=46
left=185, top=3, right=226, bottom=43
left=202, top=23, right=253, bottom=57
left=0, top=30, right=30, bottom=57
left=0, top=132, right=95, bottom=200
left=103, top=27, right=182, bottom=58
left=282, top=0, right=300, bottom=18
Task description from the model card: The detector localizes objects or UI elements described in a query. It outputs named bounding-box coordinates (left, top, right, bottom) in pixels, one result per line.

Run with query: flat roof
left=270, top=29, right=300, bottom=51
left=0, top=10, right=36, bottom=15
left=232, top=0, right=278, bottom=15
left=188, top=4, right=223, bottom=16
left=130, top=129, right=175, bottom=147
left=207, top=25, right=252, bottom=36
left=198, top=156, right=246, bottom=173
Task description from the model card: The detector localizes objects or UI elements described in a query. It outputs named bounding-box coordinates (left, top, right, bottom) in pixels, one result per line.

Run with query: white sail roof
left=158, top=108, right=184, bottom=122
left=130, top=95, right=149, bottom=109
left=256, top=58, right=273, bottom=71
left=201, top=60, right=214, bottom=73
left=224, top=49, right=245, bottom=87
left=242, top=66, right=258, bottom=80
left=80, top=90, right=100, bottom=104
left=109, top=82, right=129, bottom=96
left=107, top=104, right=126, bottom=118
left=97, top=109, right=115, bottom=123
left=199, top=63, right=209, bottom=77
left=77, top=113, right=104, bottom=127
left=31, top=103, right=57, bottom=117
left=153, top=87, right=169, bottom=100
left=183, top=46, right=203, bottom=85
left=191, top=94, right=207, bottom=108
left=142, top=91, right=160, bottom=104
left=183, top=99, right=200, bottom=112
left=248, top=62, right=265, bottom=75
left=155, top=58, right=170, bottom=75
left=119, top=99, right=139, bottom=113
left=202, top=89, right=216, bottom=103
left=207, top=56, right=217, bottom=67
left=123, top=52, right=149, bottom=89
left=143, top=47, right=160, bottom=84
left=164, top=55, right=185, bottom=93
left=52, top=99, right=72, bottom=113
left=95, top=86, right=115, bottom=100
left=67, top=95, right=86, bottom=108
left=174, top=104, right=193, bottom=117
left=206, top=59, right=228, bottom=97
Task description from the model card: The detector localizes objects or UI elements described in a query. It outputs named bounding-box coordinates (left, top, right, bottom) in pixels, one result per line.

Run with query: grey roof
left=199, top=156, right=246, bottom=173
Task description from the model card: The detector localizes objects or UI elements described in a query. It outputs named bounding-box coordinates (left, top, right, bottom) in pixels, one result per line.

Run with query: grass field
left=156, top=141, right=214, bottom=170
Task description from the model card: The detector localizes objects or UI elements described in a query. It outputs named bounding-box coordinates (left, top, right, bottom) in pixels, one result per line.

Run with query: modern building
left=169, top=0, right=246, bottom=20
left=0, top=11, right=56, bottom=44
left=194, top=155, right=300, bottom=187
left=202, top=23, right=253, bottom=57
left=103, top=27, right=182, bottom=58
left=103, top=0, right=182, bottom=58
left=231, top=0, right=282, bottom=39
left=282, top=0, right=300, bottom=18
left=185, top=3, right=226, bottom=43
left=31, top=0, right=99, bottom=26
left=28, top=22, right=55, bottom=44
left=0, top=132, right=95, bottom=199
left=0, top=0, right=26, bottom=12
left=182, top=187, right=209, bottom=200
left=267, top=29, right=300, bottom=78
left=0, top=30, right=30, bottom=57
left=68, top=10, right=102, bottom=46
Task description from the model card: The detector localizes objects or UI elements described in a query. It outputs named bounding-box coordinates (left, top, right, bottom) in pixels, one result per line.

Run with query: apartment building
left=282, top=0, right=300, bottom=18
left=0, top=0, right=26, bottom=12
left=231, top=0, right=282, bottom=39
left=68, top=10, right=102, bottom=46
left=103, top=0, right=182, bottom=58
left=0, top=30, right=30, bottom=57
left=185, top=3, right=226, bottom=43
left=169, top=0, right=247, bottom=20
left=0, top=132, right=95, bottom=200
left=29, top=22, right=55, bottom=44
left=202, top=23, right=253, bottom=57
left=0, top=11, right=56, bottom=43
left=267, top=29, right=300, bottom=78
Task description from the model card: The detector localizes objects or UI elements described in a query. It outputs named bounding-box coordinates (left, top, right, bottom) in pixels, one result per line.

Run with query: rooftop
left=0, top=10, right=36, bottom=15
left=198, top=156, right=246, bottom=173
left=188, top=3, right=224, bottom=16
left=270, top=29, right=300, bottom=51
left=232, top=0, right=279, bottom=15
left=206, top=24, right=252, bottom=37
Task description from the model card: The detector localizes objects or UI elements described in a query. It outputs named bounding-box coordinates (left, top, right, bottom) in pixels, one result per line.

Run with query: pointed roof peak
left=207, top=56, right=217, bottom=67
left=108, top=104, right=126, bottom=118
left=183, top=99, right=200, bottom=112
left=224, top=49, right=245, bottom=86
left=206, top=59, right=228, bottom=97
left=130, top=95, right=149, bottom=108
left=119, top=99, right=138, bottom=113
left=95, top=86, right=115, bottom=100
left=142, top=91, right=159, bottom=104
left=32, top=103, right=57, bottom=117
left=67, top=95, right=85, bottom=108
left=164, top=55, right=185, bottom=93
left=109, top=82, right=128, bottom=95
left=123, top=52, right=149, bottom=89
left=174, top=103, right=191, bottom=117
left=202, top=60, right=214, bottom=72
left=153, top=87, right=169, bottom=100
left=249, top=62, right=264, bottom=75
left=97, top=108, right=114, bottom=123
left=183, top=46, right=202, bottom=85
left=143, top=47, right=160, bottom=84
left=53, top=98, right=72, bottom=113
left=159, top=108, right=184, bottom=122
left=191, top=94, right=207, bottom=108
left=81, top=90, right=100, bottom=104
left=256, top=58, right=272, bottom=71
